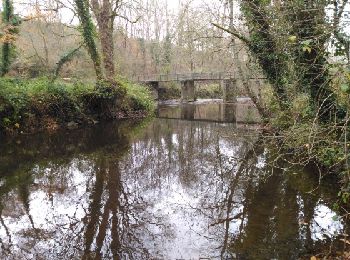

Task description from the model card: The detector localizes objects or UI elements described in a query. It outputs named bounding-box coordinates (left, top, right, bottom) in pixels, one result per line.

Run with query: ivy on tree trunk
left=73, top=0, right=103, bottom=81
left=1, top=0, right=20, bottom=76
left=239, top=0, right=339, bottom=122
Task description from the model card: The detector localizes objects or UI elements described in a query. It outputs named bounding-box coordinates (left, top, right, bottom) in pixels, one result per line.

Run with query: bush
left=0, top=76, right=155, bottom=133
left=117, top=77, right=156, bottom=112
left=0, top=77, right=92, bottom=130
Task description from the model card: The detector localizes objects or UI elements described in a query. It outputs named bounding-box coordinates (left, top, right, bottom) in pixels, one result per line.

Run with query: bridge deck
left=134, top=72, right=265, bottom=82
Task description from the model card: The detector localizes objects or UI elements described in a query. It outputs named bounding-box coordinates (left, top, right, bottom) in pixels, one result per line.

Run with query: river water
left=0, top=102, right=348, bottom=259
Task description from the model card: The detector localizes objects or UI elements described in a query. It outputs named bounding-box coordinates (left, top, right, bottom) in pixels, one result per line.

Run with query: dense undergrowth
left=0, top=77, right=155, bottom=134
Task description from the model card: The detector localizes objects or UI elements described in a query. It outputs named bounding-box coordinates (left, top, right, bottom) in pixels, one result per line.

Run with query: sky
left=4, top=0, right=350, bottom=36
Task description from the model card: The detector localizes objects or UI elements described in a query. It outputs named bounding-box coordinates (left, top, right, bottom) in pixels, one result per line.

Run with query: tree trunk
left=1, top=0, right=18, bottom=76
left=100, top=26, right=115, bottom=80
left=287, top=0, right=336, bottom=120
left=239, top=0, right=338, bottom=121
left=95, top=9, right=115, bottom=80
left=91, top=0, right=116, bottom=81
left=74, top=0, right=103, bottom=81
left=241, top=0, right=290, bottom=110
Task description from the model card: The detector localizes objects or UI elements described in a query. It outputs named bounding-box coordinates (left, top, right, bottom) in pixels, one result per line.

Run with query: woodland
left=0, top=0, right=350, bottom=258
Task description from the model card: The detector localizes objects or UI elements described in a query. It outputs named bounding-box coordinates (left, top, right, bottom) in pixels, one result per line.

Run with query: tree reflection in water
left=0, top=118, right=348, bottom=259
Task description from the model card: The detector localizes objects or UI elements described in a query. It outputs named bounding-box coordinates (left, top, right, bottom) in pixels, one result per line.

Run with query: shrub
left=117, top=77, right=156, bottom=112
left=0, top=76, right=155, bottom=133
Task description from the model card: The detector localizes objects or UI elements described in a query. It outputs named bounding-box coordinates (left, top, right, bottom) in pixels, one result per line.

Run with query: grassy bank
left=0, top=77, right=155, bottom=134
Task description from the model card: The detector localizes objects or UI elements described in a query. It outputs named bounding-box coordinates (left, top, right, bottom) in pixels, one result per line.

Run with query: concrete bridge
left=134, top=72, right=264, bottom=102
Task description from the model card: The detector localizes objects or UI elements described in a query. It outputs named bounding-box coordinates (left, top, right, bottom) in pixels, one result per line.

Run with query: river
left=0, top=101, right=348, bottom=259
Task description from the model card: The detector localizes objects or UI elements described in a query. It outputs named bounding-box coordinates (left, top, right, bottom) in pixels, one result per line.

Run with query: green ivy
left=1, top=0, right=21, bottom=76
left=73, top=0, right=103, bottom=80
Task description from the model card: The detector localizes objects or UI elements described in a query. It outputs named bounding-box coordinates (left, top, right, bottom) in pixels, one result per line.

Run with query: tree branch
left=334, top=0, right=349, bottom=32
left=211, top=22, right=250, bottom=46
left=110, top=12, right=141, bottom=24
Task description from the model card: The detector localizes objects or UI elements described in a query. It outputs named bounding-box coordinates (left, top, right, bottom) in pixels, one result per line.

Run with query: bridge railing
left=133, top=72, right=237, bottom=82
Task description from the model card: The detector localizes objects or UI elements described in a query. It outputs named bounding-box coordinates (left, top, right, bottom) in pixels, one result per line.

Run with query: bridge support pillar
left=222, top=103, right=236, bottom=122
left=181, top=80, right=196, bottom=102
left=146, top=81, right=159, bottom=100
left=181, top=103, right=195, bottom=120
left=221, top=79, right=237, bottom=103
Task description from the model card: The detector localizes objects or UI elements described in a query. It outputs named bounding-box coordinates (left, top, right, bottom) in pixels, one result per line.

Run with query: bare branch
left=111, top=13, right=141, bottom=24
left=211, top=22, right=250, bottom=46
left=334, top=0, right=349, bottom=31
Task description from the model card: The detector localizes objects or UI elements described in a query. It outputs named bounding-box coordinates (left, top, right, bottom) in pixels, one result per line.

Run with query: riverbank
left=0, top=77, right=155, bottom=135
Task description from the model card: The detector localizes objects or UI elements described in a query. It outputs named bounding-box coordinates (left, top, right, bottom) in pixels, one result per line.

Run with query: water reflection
left=0, top=117, right=348, bottom=259
left=157, top=101, right=260, bottom=124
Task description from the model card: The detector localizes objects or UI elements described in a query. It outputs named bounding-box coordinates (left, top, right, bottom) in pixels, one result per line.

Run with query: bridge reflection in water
left=0, top=105, right=347, bottom=259
left=157, top=100, right=261, bottom=124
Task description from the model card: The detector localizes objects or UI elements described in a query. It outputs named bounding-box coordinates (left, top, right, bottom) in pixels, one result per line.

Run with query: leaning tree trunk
left=292, top=1, right=336, bottom=121
left=240, top=0, right=338, bottom=122
left=241, top=0, right=290, bottom=110
left=74, top=0, right=103, bottom=81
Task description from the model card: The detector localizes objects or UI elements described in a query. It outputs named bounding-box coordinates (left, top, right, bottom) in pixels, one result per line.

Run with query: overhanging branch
left=211, top=22, right=250, bottom=46
left=111, top=13, right=141, bottom=24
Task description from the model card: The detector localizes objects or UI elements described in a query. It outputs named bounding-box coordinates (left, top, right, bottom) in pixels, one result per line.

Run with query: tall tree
left=214, top=0, right=345, bottom=122
left=90, top=0, right=120, bottom=80
left=74, top=0, right=140, bottom=82
left=1, top=0, right=20, bottom=76
left=73, top=0, right=103, bottom=80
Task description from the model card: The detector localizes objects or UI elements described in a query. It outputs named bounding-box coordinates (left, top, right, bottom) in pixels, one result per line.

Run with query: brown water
left=0, top=102, right=347, bottom=259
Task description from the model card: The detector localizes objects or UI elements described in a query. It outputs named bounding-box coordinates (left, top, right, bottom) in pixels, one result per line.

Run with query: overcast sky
left=5, top=0, right=208, bottom=25
left=5, top=0, right=349, bottom=36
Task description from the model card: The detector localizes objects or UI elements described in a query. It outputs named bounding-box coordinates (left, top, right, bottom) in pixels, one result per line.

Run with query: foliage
left=1, top=0, right=21, bottom=76
left=0, top=77, right=90, bottom=126
left=117, top=77, right=156, bottom=112
left=158, top=82, right=180, bottom=100
left=0, top=77, right=154, bottom=132
left=156, top=83, right=223, bottom=100
left=73, top=0, right=102, bottom=80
